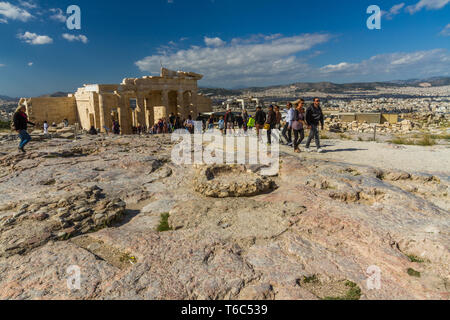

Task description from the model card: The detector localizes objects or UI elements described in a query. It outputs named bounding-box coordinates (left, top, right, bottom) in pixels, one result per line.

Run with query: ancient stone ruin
left=18, top=68, right=212, bottom=134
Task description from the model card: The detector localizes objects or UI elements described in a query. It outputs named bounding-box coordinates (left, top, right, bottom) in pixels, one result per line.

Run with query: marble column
left=98, top=93, right=106, bottom=132
left=191, top=90, right=198, bottom=118
left=144, top=96, right=154, bottom=128
left=161, top=90, right=169, bottom=110
left=136, top=94, right=146, bottom=127
left=119, top=96, right=132, bottom=135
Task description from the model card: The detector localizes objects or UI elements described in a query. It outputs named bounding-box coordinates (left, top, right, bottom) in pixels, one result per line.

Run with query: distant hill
left=388, top=77, right=450, bottom=87
left=0, top=95, right=17, bottom=101
left=199, top=88, right=243, bottom=96
left=39, top=92, right=71, bottom=98
left=201, top=77, right=450, bottom=96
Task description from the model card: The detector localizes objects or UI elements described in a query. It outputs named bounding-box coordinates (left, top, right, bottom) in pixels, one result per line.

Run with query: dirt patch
left=71, top=235, right=137, bottom=270
left=298, top=276, right=362, bottom=300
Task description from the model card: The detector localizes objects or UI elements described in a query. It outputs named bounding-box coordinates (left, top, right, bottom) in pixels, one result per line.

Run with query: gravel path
left=283, top=139, right=450, bottom=177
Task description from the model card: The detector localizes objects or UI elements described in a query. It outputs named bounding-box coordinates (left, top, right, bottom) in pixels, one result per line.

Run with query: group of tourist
left=281, top=98, right=325, bottom=153
left=150, top=114, right=197, bottom=134
left=217, top=109, right=251, bottom=135
left=211, top=98, right=325, bottom=153
left=12, top=99, right=325, bottom=154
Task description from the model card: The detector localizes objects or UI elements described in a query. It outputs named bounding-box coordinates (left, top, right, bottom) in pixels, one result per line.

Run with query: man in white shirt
left=282, top=103, right=294, bottom=146
left=43, top=121, right=49, bottom=135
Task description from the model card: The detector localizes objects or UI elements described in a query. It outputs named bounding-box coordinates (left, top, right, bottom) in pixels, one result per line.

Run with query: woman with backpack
left=292, top=99, right=306, bottom=153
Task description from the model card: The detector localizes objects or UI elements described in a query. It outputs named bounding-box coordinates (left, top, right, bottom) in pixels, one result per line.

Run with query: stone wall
left=25, top=97, right=78, bottom=126
left=337, top=113, right=389, bottom=124
left=197, top=95, right=213, bottom=113
left=153, top=107, right=167, bottom=124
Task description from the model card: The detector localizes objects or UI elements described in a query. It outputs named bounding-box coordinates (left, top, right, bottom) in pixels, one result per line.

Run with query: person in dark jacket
left=13, top=105, right=35, bottom=153
left=88, top=126, right=98, bottom=135
left=242, top=110, right=249, bottom=133
left=254, top=106, right=266, bottom=139
left=112, top=120, right=121, bottom=134
left=235, top=113, right=244, bottom=134
left=266, top=105, right=277, bottom=145
left=305, top=98, right=324, bottom=153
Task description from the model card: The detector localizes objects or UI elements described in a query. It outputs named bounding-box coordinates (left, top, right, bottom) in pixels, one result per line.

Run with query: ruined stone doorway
left=89, top=113, right=95, bottom=128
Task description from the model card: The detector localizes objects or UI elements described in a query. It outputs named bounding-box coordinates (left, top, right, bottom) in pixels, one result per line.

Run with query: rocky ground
left=0, top=133, right=448, bottom=300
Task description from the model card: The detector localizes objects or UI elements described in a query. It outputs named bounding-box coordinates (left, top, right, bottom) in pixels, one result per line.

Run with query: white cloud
left=406, top=0, right=450, bottom=14
left=49, top=8, right=66, bottom=23
left=0, top=1, right=33, bottom=22
left=441, top=23, right=450, bottom=36
left=28, top=62, right=33, bottom=66
left=318, top=49, right=450, bottom=79
left=18, top=1, right=37, bottom=9
left=18, top=31, right=53, bottom=45
left=136, top=33, right=331, bottom=87
left=320, top=62, right=357, bottom=73
left=62, top=33, right=88, bottom=44
left=204, top=36, right=225, bottom=47
left=382, top=3, right=405, bottom=19
left=0, top=63, right=5, bottom=67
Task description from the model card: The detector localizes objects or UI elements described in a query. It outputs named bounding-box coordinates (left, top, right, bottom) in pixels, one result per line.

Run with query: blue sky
left=0, top=0, right=449, bottom=96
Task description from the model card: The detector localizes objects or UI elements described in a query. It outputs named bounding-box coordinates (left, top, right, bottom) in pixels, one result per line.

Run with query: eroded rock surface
left=0, top=135, right=448, bottom=300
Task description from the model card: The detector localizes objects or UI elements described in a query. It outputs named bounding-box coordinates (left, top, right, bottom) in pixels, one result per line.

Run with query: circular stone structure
left=193, top=165, right=275, bottom=198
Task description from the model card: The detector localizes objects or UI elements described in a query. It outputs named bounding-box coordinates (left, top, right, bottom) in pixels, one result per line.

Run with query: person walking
left=292, top=99, right=306, bottom=153
left=254, top=106, right=266, bottom=140
left=13, top=105, right=35, bottom=153
left=265, top=105, right=277, bottom=145
left=224, top=109, right=235, bottom=135
left=282, top=102, right=294, bottom=146
left=184, top=115, right=194, bottom=134
left=207, top=114, right=215, bottom=130
left=169, top=113, right=176, bottom=130
left=218, top=116, right=225, bottom=135
left=274, top=106, right=282, bottom=130
left=247, top=115, right=255, bottom=132
left=235, top=113, right=244, bottom=135
left=242, top=110, right=249, bottom=134
left=43, top=121, right=49, bottom=135
left=305, top=98, right=324, bottom=153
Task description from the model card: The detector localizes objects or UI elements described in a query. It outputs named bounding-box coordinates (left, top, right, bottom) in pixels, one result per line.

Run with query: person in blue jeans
left=13, top=105, right=35, bottom=153
left=305, top=98, right=324, bottom=153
